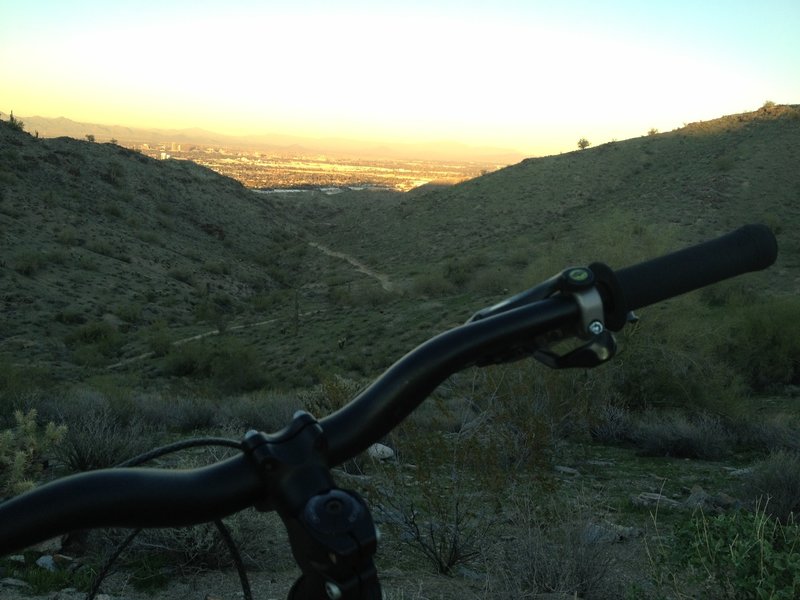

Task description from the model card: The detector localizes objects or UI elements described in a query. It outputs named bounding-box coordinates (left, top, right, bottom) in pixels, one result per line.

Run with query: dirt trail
left=107, top=241, right=391, bottom=371
left=307, top=241, right=394, bottom=291
left=106, top=318, right=281, bottom=370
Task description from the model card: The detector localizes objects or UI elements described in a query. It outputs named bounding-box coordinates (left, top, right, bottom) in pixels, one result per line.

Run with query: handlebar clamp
left=242, top=413, right=382, bottom=599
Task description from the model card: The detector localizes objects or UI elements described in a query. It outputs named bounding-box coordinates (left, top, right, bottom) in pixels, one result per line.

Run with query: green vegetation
left=7, top=110, right=24, bottom=132
left=0, top=409, right=66, bottom=496
left=0, top=104, right=798, bottom=597
left=666, top=505, right=799, bottom=599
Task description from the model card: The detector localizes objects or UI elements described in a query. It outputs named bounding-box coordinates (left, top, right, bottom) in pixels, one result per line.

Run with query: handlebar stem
left=243, top=414, right=381, bottom=599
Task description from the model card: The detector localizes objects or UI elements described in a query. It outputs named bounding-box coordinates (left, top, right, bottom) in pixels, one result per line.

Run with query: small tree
left=577, top=137, right=591, bottom=150
left=647, top=128, right=659, bottom=136
left=85, top=134, right=96, bottom=142
left=7, top=111, right=24, bottom=132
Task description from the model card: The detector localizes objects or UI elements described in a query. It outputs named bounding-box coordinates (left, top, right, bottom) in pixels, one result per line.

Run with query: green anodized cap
left=566, top=267, right=591, bottom=283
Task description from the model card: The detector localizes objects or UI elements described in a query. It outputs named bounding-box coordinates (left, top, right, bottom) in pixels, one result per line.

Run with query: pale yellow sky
left=3, top=1, right=799, bottom=156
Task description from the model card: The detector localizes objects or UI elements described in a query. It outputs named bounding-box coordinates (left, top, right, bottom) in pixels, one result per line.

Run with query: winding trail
left=307, top=241, right=394, bottom=291
left=107, top=317, right=281, bottom=369
left=107, top=241, right=392, bottom=370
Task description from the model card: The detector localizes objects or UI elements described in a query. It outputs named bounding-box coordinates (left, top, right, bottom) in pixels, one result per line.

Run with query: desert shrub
left=468, top=265, right=513, bottom=295
left=7, top=111, right=24, bottom=132
left=64, top=320, right=125, bottom=365
left=86, top=240, right=130, bottom=262
left=0, top=409, right=66, bottom=496
left=54, top=306, right=87, bottom=324
left=134, top=393, right=218, bottom=433
left=609, top=327, right=746, bottom=414
left=589, top=402, right=634, bottom=444
left=144, top=320, right=172, bottom=356
left=699, top=280, right=757, bottom=308
left=720, top=297, right=800, bottom=390
left=163, top=341, right=216, bottom=377
left=216, top=391, right=299, bottom=434
left=296, top=374, right=365, bottom=420
left=669, top=505, right=800, bottom=599
left=731, top=415, right=800, bottom=453
left=10, top=252, right=46, bottom=276
left=0, top=362, right=51, bottom=418
left=102, top=161, right=126, bottom=187
left=629, top=411, right=733, bottom=459
left=412, top=271, right=455, bottom=297
left=491, top=493, right=617, bottom=599
left=168, top=268, right=194, bottom=285
left=114, top=301, right=142, bottom=325
left=741, top=451, right=800, bottom=523
left=163, top=337, right=265, bottom=393
left=52, top=394, right=156, bottom=472
left=376, top=491, right=488, bottom=575
left=202, top=259, right=229, bottom=275
left=369, top=432, right=495, bottom=575
left=104, top=448, right=292, bottom=573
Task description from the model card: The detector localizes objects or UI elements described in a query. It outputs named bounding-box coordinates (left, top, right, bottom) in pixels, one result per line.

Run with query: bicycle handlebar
left=0, top=455, right=263, bottom=556
left=0, top=224, right=779, bottom=595
left=614, top=224, right=777, bottom=312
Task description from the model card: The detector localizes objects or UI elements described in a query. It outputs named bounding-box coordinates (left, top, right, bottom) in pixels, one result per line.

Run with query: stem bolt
left=326, top=582, right=343, bottom=600
left=588, top=320, right=604, bottom=335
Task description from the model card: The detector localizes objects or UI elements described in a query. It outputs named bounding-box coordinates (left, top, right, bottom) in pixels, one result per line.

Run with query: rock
left=630, top=492, right=681, bottom=509
left=713, top=492, right=741, bottom=510
left=728, top=467, right=753, bottom=477
left=31, top=536, right=62, bottom=553
left=35, top=555, right=57, bottom=571
left=52, top=590, right=84, bottom=600
left=367, top=443, right=395, bottom=461
left=7, top=555, right=25, bottom=565
left=684, top=486, right=742, bottom=513
left=0, top=577, right=31, bottom=588
left=581, top=522, right=643, bottom=544
left=456, top=565, right=485, bottom=582
left=684, top=486, right=713, bottom=510
left=554, top=465, right=580, bottom=477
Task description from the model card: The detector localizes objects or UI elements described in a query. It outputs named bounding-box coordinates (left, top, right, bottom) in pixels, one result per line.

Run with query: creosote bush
left=721, top=297, right=800, bottom=390
left=491, top=493, right=618, bottom=599
left=742, top=450, right=800, bottom=523
left=629, top=411, right=733, bottom=460
left=163, top=336, right=266, bottom=393
left=49, top=392, right=156, bottom=472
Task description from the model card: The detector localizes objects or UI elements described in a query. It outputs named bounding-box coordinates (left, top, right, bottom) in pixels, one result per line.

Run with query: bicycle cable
left=85, top=436, right=253, bottom=600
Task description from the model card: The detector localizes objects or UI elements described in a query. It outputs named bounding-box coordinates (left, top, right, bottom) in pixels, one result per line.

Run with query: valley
left=135, top=144, right=505, bottom=191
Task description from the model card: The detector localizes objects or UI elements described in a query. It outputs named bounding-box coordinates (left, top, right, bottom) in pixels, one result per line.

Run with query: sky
left=2, top=0, right=799, bottom=156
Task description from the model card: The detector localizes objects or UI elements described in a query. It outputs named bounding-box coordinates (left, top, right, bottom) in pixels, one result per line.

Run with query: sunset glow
left=3, top=0, right=799, bottom=156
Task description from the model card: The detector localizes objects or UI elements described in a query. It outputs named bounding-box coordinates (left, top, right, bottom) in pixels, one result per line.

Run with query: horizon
left=3, top=1, right=799, bottom=156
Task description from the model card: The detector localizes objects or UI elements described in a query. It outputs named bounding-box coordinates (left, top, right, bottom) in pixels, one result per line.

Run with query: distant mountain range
left=0, top=113, right=526, bottom=163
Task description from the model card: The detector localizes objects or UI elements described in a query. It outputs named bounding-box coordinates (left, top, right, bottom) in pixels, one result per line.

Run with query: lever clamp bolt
left=325, top=582, right=343, bottom=599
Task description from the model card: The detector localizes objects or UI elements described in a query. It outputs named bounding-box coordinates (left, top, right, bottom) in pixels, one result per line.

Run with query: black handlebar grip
left=614, top=224, right=778, bottom=312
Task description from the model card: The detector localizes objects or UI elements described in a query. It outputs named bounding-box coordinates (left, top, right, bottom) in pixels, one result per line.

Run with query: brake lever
left=467, top=266, right=618, bottom=369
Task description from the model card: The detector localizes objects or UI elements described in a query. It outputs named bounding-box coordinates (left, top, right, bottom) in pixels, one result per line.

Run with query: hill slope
left=303, top=104, right=800, bottom=294
left=0, top=121, right=355, bottom=387
left=1, top=105, right=798, bottom=394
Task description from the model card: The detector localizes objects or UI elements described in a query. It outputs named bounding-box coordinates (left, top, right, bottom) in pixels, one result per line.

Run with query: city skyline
left=3, top=0, right=799, bottom=156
